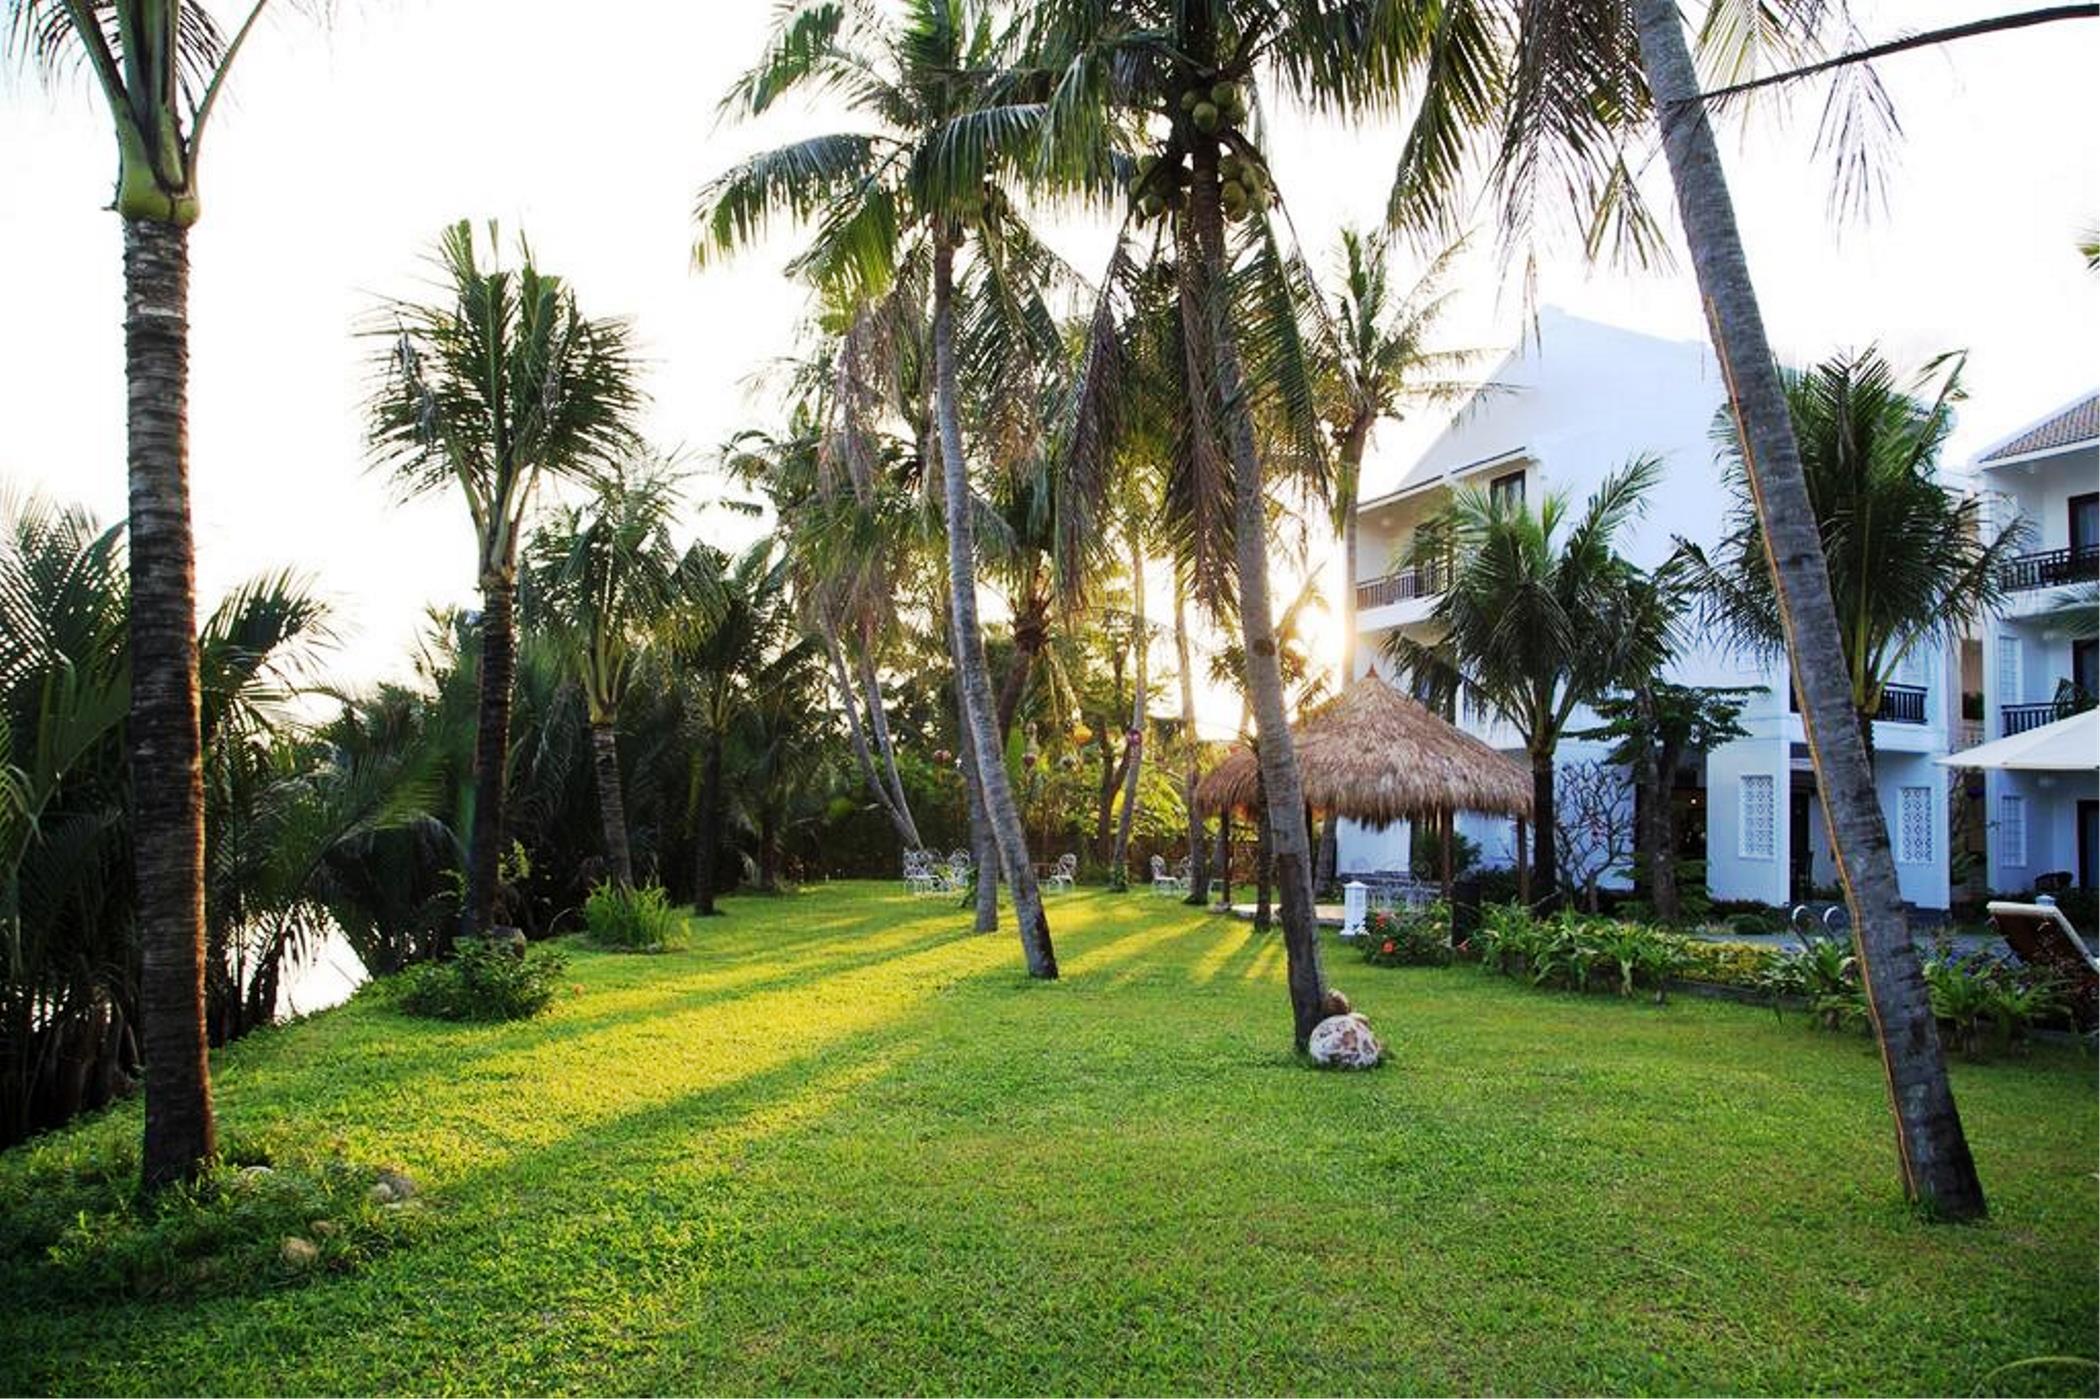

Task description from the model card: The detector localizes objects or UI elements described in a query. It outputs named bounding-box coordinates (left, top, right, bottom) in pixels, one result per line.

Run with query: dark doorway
left=2079, top=799, right=2097, bottom=891
left=1789, top=790, right=1815, bottom=901
left=2073, top=638, right=2098, bottom=704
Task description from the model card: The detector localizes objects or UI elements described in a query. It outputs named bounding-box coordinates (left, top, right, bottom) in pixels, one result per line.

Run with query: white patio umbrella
left=1936, top=708, right=2099, bottom=771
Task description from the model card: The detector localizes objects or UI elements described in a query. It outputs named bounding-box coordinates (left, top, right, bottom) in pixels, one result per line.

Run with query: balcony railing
left=1356, top=563, right=1448, bottom=611
left=2003, top=685, right=2099, bottom=735
left=2002, top=702, right=2061, bottom=736
left=2001, top=543, right=2100, bottom=592
left=1788, top=683, right=1929, bottom=725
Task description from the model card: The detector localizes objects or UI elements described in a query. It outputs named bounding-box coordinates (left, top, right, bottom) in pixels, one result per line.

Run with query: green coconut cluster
left=1125, top=79, right=1270, bottom=224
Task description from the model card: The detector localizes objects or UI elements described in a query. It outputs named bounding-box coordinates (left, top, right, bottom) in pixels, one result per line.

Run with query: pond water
left=275, top=924, right=369, bottom=1019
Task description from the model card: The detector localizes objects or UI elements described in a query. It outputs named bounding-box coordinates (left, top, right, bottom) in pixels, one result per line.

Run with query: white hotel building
left=1336, top=310, right=1971, bottom=910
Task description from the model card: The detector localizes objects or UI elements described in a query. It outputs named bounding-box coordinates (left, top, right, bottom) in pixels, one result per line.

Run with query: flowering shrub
left=1358, top=903, right=1452, bottom=967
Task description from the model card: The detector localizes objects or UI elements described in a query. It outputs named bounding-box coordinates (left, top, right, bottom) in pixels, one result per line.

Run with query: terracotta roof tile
left=1980, top=394, right=2100, bottom=462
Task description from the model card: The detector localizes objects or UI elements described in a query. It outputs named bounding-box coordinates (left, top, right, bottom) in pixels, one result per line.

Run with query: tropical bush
left=1677, top=939, right=1782, bottom=989
left=1359, top=903, right=1453, bottom=967
left=1757, top=935, right=1865, bottom=1032
left=0, top=1135, right=421, bottom=1303
left=393, top=941, right=568, bottom=1022
left=1468, top=906, right=1704, bottom=1003
left=1920, top=941, right=2066, bottom=1061
left=584, top=882, right=684, bottom=952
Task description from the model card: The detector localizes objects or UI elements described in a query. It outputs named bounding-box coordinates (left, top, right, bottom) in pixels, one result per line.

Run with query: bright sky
left=2, top=1, right=2094, bottom=735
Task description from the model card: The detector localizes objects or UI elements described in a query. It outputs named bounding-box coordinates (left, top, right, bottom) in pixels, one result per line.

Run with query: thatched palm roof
left=1195, top=677, right=1533, bottom=825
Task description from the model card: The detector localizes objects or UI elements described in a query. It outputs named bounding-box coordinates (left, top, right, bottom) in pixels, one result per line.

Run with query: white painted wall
left=1339, top=310, right=1973, bottom=909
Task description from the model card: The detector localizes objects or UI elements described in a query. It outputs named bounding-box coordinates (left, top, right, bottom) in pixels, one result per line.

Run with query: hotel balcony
left=1355, top=562, right=1448, bottom=611
left=2001, top=544, right=2100, bottom=593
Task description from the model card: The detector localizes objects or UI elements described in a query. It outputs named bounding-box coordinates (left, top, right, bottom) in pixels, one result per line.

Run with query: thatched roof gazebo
left=1197, top=676, right=1532, bottom=903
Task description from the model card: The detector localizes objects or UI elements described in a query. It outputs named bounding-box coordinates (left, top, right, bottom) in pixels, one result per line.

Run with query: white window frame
left=1996, top=635, right=2023, bottom=707
left=1896, top=786, right=1933, bottom=865
left=1997, top=794, right=2028, bottom=868
left=1738, top=774, right=1776, bottom=861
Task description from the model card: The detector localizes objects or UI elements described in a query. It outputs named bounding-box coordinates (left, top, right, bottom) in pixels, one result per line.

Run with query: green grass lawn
left=3, top=885, right=2095, bottom=1396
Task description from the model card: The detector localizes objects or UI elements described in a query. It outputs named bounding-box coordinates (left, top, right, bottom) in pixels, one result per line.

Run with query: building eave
left=1359, top=446, right=1533, bottom=515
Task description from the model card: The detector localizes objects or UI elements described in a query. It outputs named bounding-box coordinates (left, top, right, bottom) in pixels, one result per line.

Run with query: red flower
left=1380, top=940, right=1397, bottom=955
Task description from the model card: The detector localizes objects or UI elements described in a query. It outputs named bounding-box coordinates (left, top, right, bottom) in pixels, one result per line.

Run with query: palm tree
left=520, top=462, right=686, bottom=888
left=1684, top=348, right=2029, bottom=754
left=678, top=541, right=800, bottom=917
left=7, top=0, right=297, bottom=1189
left=1109, top=527, right=1152, bottom=888
left=1315, top=226, right=1478, bottom=883
left=1386, top=0, right=1992, bottom=1216
left=2, top=491, right=422, bottom=1146
left=1032, top=0, right=1435, bottom=1045
left=367, top=221, right=641, bottom=945
left=1389, top=459, right=1659, bottom=910
left=697, top=0, right=1068, bottom=977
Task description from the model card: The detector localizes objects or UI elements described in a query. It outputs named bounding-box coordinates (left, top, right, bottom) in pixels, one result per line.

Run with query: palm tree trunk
left=1189, top=144, right=1327, bottom=1047
left=1630, top=689, right=1662, bottom=907
left=1174, top=583, right=1210, bottom=904
left=1634, top=0, right=1985, bottom=1219
left=995, top=600, right=1046, bottom=744
left=824, top=629, right=920, bottom=847
left=1530, top=748, right=1560, bottom=910
left=1316, top=425, right=1370, bottom=890
left=759, top=814, right=779, bottom=892
left=854, top=629, right=920, bottom=840
left=126, top=219, right=216, bottom=1191
left=1653, top=727, right=1685, bottom=921
left=693, top=727, right=724, bottom=916
left=1112, top=537, right=1148, bottom=885
left=1255, top=778, right=1274, bottom=933
left=958, top=706, right=999, bottom=932
left=588, top=718, right=634, bottom=887
left=933, top=234, right=1055, bottom=977
left=461, top=569, right=518, bottom=942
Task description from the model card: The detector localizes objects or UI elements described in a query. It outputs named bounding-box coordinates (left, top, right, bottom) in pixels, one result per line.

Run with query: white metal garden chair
left=1044, top=852, right=1078, bottom=892
left=903, top=849, right=940, bottom=895
left=1151, top=854, right=1188, bottom=897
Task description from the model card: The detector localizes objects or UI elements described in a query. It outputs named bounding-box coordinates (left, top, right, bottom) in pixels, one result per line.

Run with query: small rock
left=367, top=1181, right=397, bottom=1205
left=1307, top=1012, right=1385, bottom=1070
left=375, top=1169, right=416, bottom=1201
left=309, top=1219, right=339, bottom=1238
left=280, top=1236, right=320, bottom=1268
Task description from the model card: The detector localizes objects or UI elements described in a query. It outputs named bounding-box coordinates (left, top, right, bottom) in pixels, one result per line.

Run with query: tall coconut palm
left=1388, top=459, right=1659, bottom=909
left=1683, top=348, right=2029, bottom=754
left=367, top=222, right=641, bottom=945
left=1031, top=0, right=1434, bottom=1045
left=723, top=411, right=926, bottom=852
left=1385, top=0, right=1993, bottom=1215
left=520, top=461, right=685, bottom=888
left=1315, top=226, right=1479, bottom=883
left=697, top=0, right=1070, bottom=977
left=6, top=0, right=301, bottom=1189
